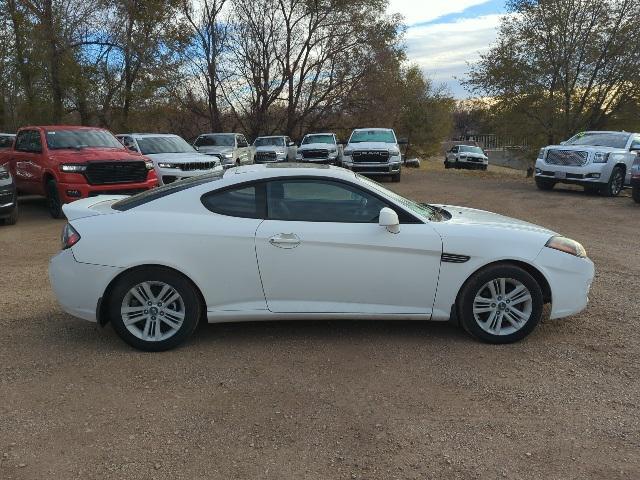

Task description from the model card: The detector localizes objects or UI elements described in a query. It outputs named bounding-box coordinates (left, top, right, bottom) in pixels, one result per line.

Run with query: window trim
left=262, top=176, right=424, bottom=224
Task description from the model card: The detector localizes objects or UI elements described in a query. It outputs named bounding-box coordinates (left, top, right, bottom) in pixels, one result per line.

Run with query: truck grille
left=178, top=161, right=218, bottom=171
left=545, top=149, right=589, bottom=166
left=84, top=161, right=148, bottom=185
left=302, top=149, right=328, bottom=159
left=352, top=150, right=389, bottom=163
left=256, top=151, right=277, bottom=163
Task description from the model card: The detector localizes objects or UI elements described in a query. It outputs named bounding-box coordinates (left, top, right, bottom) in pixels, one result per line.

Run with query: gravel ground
left=0, top=161, right=638, bottom=479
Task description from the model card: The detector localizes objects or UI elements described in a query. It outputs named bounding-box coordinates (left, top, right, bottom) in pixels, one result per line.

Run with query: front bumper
left=49, top=249, right=123, bottom=322
left=534, top=247, right=595, bottom=319
left=156, top=165, right=223, bottom=185
left=58, top=175, right=158, bottom=202
left=342, top=159, right=401, bottom=175
left=458, top=157, right=488, bottom=166
left=534, top=158, right=612, bottom=185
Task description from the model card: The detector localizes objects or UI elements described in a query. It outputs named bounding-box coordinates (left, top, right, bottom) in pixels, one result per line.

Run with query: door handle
left=269, top=233, right=300, bottom=249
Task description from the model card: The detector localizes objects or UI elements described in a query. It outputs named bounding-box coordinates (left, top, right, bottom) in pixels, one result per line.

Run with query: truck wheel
left=391, top=171, right=401, bottom=182
left=535, top=177, right=555, bottom=191
left=4, top=204, right=18, bottom=225
left=633, top=187, right=640, bottom=204
left=444, top=159, right=450, bottom=169
left=46, top=179, right=64, bottom=219
left=601, top=166, right=624, bottom=197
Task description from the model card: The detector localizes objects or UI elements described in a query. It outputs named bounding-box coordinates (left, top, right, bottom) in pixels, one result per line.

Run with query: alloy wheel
left=472, top=278, right=533, bottom=336
left=120, top=281, right=185, bottom=342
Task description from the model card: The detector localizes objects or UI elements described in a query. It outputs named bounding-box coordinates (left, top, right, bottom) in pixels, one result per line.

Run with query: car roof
left=223, top=163, right=355, bottom=182
left=352, top=128, right=393, bottom=132
left=198, top=132, right=238, bottom=136
left=578, top=131, right=636, bottom=135
left=24, top=125, right=109, bottom=131
left=304, top=132, right=335, bottom=136
left=255, top=135, right=286, bottom=139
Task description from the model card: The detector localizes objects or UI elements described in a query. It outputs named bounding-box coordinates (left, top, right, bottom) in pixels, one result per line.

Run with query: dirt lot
left=1, top=161, right=638, bottom=479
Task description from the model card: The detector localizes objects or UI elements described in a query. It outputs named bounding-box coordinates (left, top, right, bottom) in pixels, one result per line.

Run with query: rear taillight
left=61, top=223, right=81, bottom=249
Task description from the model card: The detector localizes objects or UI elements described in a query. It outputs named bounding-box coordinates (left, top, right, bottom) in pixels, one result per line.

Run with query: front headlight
left=60, top=164, right=87, bottom=172
left=593, top=152, right=609, bottom=163
left=344, top=149, right=353, bottom=156
left=157, top=162, right=178, bottom=169
left=144, top=160, right=154, bottom=170
left=545, top=236, right=587, bottom=258
left=538, top=148, right=545, bottom=160
left=389, top=149, right=400, bottom=156
left=223, top=153, right=233, bottom=158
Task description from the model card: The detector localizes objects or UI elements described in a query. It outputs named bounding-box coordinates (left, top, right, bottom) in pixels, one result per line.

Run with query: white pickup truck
left=535, top=131, right=640, bottom=196
left=341, top=128, right=406, bottom=182
left=295, top=133, right=341, bottom=165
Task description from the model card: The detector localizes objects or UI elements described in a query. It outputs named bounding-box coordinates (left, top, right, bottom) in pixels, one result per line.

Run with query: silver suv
left=535, top=131, right=640, bottom=196
left=193, top=133, right=252, bottom=168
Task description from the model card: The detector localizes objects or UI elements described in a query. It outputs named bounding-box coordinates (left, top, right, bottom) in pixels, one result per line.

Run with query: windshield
left=254, top=137, right=284, bottom=147
left=565, top=132, right=631, bottom=149
left=356, top=174, right=442, bottom=221
left=195, top=134, right=234, bottom=147
left=112, top=170, right=224, bottom=211
left=349, top=130, right=396, bottom=144
left=46, top=129, right=123, bottom=150
left=302, top=134, right=334, bottom=145
left=460, top=146, right=484, bottom=154
left=136, top=136, right=195, bottom=155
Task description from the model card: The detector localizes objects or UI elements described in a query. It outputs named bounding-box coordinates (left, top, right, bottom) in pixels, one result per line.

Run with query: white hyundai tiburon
left=49, top=164, right=594, bottom=351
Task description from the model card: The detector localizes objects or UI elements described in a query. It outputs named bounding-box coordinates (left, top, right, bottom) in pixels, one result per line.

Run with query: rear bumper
left=49, top=249, right=123, bottom=322
left=534, top=247, right=595, bottom=319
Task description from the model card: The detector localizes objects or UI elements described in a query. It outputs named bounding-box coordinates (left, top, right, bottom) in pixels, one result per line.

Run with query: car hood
left=48, top=148, right=144, bottom=163
left=255, top=146, right=286, bottom=153
left=197, top=146, right=234, bottom=154
left=433, top=204, right=556, bottom=236
left=146, top=152, right=217, bottom=163
left=299, top=143, right=335, bottom=151
left=347, top=141, right=396, bottom=151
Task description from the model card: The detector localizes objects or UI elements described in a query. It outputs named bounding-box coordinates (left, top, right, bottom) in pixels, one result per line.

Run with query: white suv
left=535, top=131, right=640, bottom=196
left=342, top=128, right=405, bottom=182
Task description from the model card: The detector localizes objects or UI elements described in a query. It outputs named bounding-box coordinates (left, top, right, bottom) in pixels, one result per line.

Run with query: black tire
left=107, top=266, right=202, bottom=351
left=444, top=159, right=451, bottom=169
left=601, top=166, right=625, bottom=197
left=235, top=159, right=241, bottom=167
left=535, top=177, right=555, bottom=191
left=457, top=264, right=544, bottom=344
left=391, top=171, right=401, bottom=182
left=3, top=204, right=18, bottom=225
left=46, top=179, right=64, bottom=219
left=633, top=186, right=640, bottom=204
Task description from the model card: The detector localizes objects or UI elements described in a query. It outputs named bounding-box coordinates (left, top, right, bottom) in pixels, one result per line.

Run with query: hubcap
left=120, top=281, right=185, bottom=342
left=612, top=172, right=623, bottom=195
left=472, top=278, right=533, bottom=336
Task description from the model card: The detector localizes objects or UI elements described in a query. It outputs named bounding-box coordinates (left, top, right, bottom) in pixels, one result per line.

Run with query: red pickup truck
left=0, top=125, right=158, bottom=218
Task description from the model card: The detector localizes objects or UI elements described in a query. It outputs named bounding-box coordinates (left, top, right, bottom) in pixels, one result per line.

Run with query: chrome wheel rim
left=473, top=278, right=532, bottom=336
left=121, top=281, right=185, bottom=342
left=612, top=172, right=623, bottom=195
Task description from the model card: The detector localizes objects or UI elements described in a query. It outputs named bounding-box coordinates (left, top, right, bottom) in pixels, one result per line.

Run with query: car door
left=254, top=177, right=443, bottom=315
left=12, top=130, right=43, bottom=194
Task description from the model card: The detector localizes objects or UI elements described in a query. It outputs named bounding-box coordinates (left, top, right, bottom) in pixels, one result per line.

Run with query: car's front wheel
left=108, top=267, right=202, bottom=351
left=633, top=186, right=640, bottom=204
left=601, top=166, right=625, bottom=197
left=46, top=179, right=64, bottom=219
left=458, top=264, right=544, bottom=344
left=535, top=177, right=556, bottom=191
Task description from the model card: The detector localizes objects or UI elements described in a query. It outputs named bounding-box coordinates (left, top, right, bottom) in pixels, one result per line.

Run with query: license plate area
left=554, top=171, right=567, bottom=179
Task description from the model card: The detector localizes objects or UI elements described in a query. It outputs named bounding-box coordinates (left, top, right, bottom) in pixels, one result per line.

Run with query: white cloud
left=403, top=14, right=505, bottom=96
left=388, top=0, right=492, bottom=25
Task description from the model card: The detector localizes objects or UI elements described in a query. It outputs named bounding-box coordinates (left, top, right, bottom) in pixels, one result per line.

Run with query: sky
left=387, top=0, right=506, bottom=98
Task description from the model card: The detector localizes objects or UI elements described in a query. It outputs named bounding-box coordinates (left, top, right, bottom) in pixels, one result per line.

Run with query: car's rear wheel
left=46, top=179, right=64, bottom=219
left=108, top=267, right=202, bottom=351
left=3, top=203, right=18, bottom=225
left=458, top=264, right=544, bottom=344
left=633, top=186, right=640, bottom=204
left=601, top=166, right=624, bottom=197
left=535, top=177, right=556, bottom=191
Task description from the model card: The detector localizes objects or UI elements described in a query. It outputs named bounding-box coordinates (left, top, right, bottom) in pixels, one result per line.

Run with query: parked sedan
left=117, top=133, right=222, bottom=185
left=445, top=145, right=489, bottom=170
left=0, top=163, right=18, bottom=225
left=49, top=165, right=594, bottom=351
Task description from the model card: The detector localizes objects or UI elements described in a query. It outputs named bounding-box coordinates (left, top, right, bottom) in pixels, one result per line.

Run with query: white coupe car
left=49, top=165, right=594, bottom=351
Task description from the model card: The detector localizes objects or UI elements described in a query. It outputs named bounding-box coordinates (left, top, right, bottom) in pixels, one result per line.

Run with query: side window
left=266, top=179, right=387, bottom=223
left=451, top=146, right=458, bottom=153
left=201, top=184, right=264, bottom=219
left=238, top=135, right=248, bottom=148
left=15, top=130, right=41, bottom=153
left=631, top=136, right=640, bottom=150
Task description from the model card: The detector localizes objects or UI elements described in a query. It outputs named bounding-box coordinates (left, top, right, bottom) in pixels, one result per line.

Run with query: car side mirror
left=288, top=141, right=295, bottom=147
left=194, top=145, right=199, bottom=151
left=379, top=207, right=400, bottom=234
left=398, top=138, right=408, bottom=145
